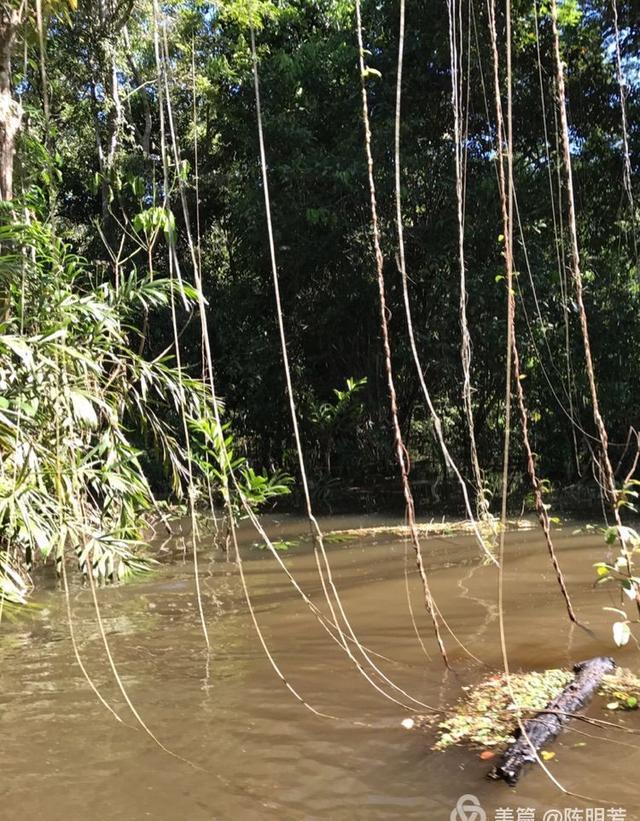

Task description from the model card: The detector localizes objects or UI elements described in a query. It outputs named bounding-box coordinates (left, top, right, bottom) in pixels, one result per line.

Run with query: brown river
left=1, top=515, right=639, bottom=820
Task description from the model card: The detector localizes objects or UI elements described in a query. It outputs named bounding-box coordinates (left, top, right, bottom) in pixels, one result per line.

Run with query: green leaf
left=0, top=335, right=34, bottom=367
left=604, top=526, right=618, bottom=545
left=69, top=391, right=98, bottom=428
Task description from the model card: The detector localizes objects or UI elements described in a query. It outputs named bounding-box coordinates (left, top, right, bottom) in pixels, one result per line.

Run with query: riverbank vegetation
left=2, top=0, right=640, bottom=804
left=0, top=0, right=640, bottom=610
left=3, top=0, right=638, bottom=493
left=0, top=0, right=639, bottom=680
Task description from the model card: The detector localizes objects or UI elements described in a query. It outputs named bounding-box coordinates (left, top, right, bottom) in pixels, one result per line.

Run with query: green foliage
left=0, top=205, right=195, bottom=589
left=540, top=0, right=582, bottom=29
left=132, top=207, right=177, bottom=243
left=599, top=668, right=640, bottom=710
left=5, top=0, right=640, bottom=523
left=253, top=538, right=297, bottom=551
left=433, top=669, right=574, bottom=751
left=419, top=666, right=640, bottom=751
left=307, top=377, right=367, bottom=476
left=218, top=0, right=280, bottom=30
left=592, top=488, right=640, bottom=647
left=0, top=188, right=281, bottom=601
left=190, top=415, right=292, bottom=544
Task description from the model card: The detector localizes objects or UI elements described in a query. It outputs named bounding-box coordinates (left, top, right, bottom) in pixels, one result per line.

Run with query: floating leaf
left=613, top=621, right=631, bottom=647
left=433, top=668, right=572, bottom=751
left=541, top=751, right=555, bottom=761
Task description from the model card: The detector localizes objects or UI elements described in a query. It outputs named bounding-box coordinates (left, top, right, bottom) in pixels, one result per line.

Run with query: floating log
left=491, top=656, right=616, bottom=785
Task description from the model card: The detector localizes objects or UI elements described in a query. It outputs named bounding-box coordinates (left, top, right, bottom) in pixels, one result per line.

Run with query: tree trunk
left=0, top=7, right=22, bottom=202
left=491, top=656, right=616, bottom=785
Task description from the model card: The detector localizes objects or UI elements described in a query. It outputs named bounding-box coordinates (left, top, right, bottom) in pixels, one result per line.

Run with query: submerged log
left=491, top=656, right=616, bottom=785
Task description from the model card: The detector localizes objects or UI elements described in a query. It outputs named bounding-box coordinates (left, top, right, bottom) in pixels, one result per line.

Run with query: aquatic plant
left=599, top=667, right=640, bottom=711
left=431, top=669, right=573, bottom=751
left=404, top=667, right=640, bottom=752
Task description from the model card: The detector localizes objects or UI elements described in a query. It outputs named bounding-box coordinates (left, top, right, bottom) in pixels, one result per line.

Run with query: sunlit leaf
left=69, top=391, right=98, bottom=427
left=613, top=621, right=631, bottom=647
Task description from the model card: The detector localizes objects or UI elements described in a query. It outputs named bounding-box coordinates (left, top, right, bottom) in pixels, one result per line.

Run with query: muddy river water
left=1, top=515, right=639, bottom=820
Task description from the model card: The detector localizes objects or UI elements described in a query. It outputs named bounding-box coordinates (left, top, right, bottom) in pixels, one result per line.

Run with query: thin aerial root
left=487, top=0, right=604, bottom=801
left=485, top=0, right=577, bottom=624
left=549, top=0, right=639, bottom=610
left=404, top=537, right=432, bottom=662
left=60, top=545, right=124, bottom=724
left=611, top=0, right=638, bottom=267
left=355, top=0, right=448, bottom=667
left=241, top=499, right=437, bottom=710
left=249, top=21, right=444, bottom=699
left=150, top=1, right=210, bottom=651
left=230, top=525, right=385, bottom=726
left=511, top=335, right=578, bottom=624
left=147, top=3, right=441, bottom=716
left=446, top=0, right=489, bottom=523
left=396, top=0, right=497, bottom=566
left=85, top=544, right=207, bottom=771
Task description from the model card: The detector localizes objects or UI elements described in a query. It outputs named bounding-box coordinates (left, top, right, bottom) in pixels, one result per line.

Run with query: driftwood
left=491, top=656, right=616, bottom=785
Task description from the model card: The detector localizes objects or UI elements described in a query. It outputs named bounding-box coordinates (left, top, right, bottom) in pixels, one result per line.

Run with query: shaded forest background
left=4, top=0, right=640, bottom=513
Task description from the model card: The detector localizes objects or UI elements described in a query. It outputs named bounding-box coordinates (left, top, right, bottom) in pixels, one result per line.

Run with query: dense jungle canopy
left=0, top=0, right=639, bottom=598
